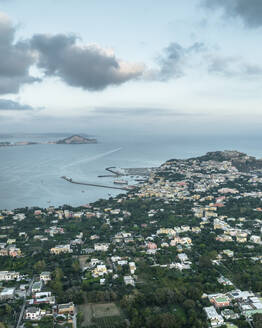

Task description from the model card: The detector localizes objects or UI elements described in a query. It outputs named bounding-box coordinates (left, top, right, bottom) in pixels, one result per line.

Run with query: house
left=223, top=250, right=234, bottom=257
left=192, top=226, right=201, bottom=233
left=236, top=236, right=247, bottom=243
left=57, top=302, right=75, bottom=314
left=0, top=248, right=8, bottom=256
left=25, top=307, right=41, bottom=320
left=118, top=260, right=128, bottom=266
left=8, top=246, right=22, bottom=257
left=94, top=243, right=109, bottom=252
left=0, top=287, right=16, bottom=300
left=90, top=234, right=100, bottom=240
left=147, top=242, right=157, bottom=249
left=34, top=210, right=42, bottom=216
left=157, top=228, right=176, bottom=236
left=34, top=296, right=56, bottom=305
left=40, top=271, right=51, bottom=284
left=0, top=271, right=20, bottom=281
left=124, top=275, right=135, bottom=286
left=32, top=281, right=43, bottom=293
left=92, top=265, right=108, bottom=277
left=7, top=239, right=16, bottom=244
left=50, top=244, right=72, bottom=255
left=217, top=276, right=233, bottom=286
left=34, top=291, right=51, bottom=299
left=100, top=278, right=106, bottom=285
left=250, top=235, right=261, bottom=244
left=73, top=212, right=82, bottom=219
left=129, top=262, right=136, bottom=274
left=221, top=309, right=239, bottom=320
left=178, top=253, right=189, bottom=263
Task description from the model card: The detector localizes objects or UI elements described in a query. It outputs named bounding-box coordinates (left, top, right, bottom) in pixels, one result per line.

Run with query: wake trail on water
left=60, top=147, right=123, bottom=171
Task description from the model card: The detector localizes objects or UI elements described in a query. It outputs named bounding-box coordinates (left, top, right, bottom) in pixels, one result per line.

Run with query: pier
left=61, top=176, right=131, bottom=191
left=105, top=166, right=124, bottom=176
left=104, top=166, right=154, bottom=176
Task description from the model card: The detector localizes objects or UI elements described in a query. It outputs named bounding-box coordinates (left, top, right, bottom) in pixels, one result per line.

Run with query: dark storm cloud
left=0, top=98, right=34, bottom=110
left=153, top=42, right=205, bottom=81
left=0, top=13, right=39, bottom=94
left=30, top=34, right=145, bottom=91
left=202, top=0, right=262, bottom=28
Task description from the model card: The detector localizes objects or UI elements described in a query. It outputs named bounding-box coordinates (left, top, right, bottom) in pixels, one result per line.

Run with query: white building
left=34, top=291, right=51, bottom=299
left=250, top=235, right=261, bottom=244
left=40, top=272, right=51, bottom=284
left=25, top=307, right=41, bottom=320
left=32, top=281, right=43, bottom=293
left=124, top=275, right=135, bottom=286
left=94, top=243, right=109, bottom=252
left=0, top=287, right=16, bottom=300
left=204, top=306, right=224, bottom=327
left=178, top=253, right=189, bottom=263
left=92, top=265, right=108, bottom=277
left=129, top=262, right=136, bottom=274
left=0, top=271, right=20, bottom=281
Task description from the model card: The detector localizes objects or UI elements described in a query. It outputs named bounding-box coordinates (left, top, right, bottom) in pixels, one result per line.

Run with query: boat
left=113, top=179, right=128, bottom=185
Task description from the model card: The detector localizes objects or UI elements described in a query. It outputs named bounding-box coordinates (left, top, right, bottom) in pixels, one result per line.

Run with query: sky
left=0, top=0, right=262, bottom=136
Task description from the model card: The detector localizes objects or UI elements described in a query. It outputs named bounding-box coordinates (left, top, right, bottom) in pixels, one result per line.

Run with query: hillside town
left=0, top=151, right=262, bottom=328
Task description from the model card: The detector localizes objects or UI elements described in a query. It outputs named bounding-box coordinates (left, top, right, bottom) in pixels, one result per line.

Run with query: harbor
left=61, top=166, right=153, bottom=193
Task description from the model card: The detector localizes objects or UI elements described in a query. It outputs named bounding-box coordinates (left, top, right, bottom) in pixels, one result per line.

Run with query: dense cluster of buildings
left=0, top=151, right=262, bottom=326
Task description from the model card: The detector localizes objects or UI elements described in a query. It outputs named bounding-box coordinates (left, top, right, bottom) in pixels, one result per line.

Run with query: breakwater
left=61, top=176, right=131, bottom=191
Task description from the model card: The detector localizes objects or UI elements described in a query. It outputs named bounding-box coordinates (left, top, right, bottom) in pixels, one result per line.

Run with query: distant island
left=0, top=135, right=97, bottom=147
left=55, top=135, right=97, bottom=144
left=0, top=141, right=38, bottom=147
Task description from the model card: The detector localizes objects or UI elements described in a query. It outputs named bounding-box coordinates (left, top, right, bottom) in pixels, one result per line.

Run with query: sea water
left=0, top=133, right=261, bottom=209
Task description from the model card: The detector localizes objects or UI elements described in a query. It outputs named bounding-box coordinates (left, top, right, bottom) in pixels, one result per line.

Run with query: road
left=72, top=311, right=77, bottom=328
left=15, top=278, right=34, bottom=328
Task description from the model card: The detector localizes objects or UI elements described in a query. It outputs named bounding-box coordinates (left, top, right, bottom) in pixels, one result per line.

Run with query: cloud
left=151, top=42, right=205, bottom=81
left=242, top=64, right=262, bottom=76
left=207, top=55, right=240, bottom=76
left=0, top=99, right=34, bottom=110
left=92, top=107, right=203, bottom=117
left=155, top=41, right=262, bottom=80
left=30, top=34, right=145, bottom=91
left=0, top=12, right=39, bottom=95
left=202, top=0, right=262, bottom=28
left=206, top=54, right=262, bottom=78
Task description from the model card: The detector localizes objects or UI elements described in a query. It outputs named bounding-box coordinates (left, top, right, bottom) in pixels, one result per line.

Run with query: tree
left=253, top=313, right=262, bottom=328
left=72, top=260, right=80, bottom=272
left=199, top=255, right=212, bottom=268
left=33, top=260, right=46, bottom=273
left=157, top=313, right=180, bottom=328
left=183, top=299, right=196, bottom=310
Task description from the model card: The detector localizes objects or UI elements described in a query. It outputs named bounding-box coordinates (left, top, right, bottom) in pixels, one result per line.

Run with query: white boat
left=113, top=179, right=128, bottom=185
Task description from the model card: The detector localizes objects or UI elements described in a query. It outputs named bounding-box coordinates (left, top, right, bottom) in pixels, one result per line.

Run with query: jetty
left=61, top=176, right=132, bottom=191
left=105, top=166, right=124, bottom=176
